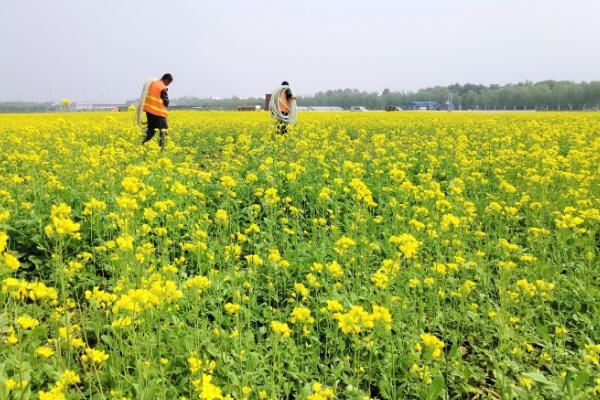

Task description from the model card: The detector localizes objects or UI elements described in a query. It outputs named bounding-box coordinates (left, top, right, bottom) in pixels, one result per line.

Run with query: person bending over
left=143, top=73, right=173, bottom=148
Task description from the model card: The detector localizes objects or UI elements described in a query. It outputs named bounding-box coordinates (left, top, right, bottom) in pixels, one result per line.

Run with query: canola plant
left=0, top=111, right=599, bottom=399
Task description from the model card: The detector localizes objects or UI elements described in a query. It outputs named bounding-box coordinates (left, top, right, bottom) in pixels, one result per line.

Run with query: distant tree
left=175, top=81, right=600, bottom=111
left=5, top=80, right=600, bottom=113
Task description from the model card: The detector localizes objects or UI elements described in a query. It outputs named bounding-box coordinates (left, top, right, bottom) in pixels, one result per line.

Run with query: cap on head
left=161, top=73, right=173, bottom=84
left=281, top=81, right=289, bottom=86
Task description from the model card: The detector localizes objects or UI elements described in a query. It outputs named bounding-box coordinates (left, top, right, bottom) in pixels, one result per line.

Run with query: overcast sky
left=2, top=0, right=600, bottom=102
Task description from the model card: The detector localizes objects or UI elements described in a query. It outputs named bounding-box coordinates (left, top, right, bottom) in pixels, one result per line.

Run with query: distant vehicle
left=385, top=106, right=402, bottom=111
left=237, top=105, right=262, bottom=111
left=299, top=106, right=345, bottom=112
left=350, top=106, right=368, bottom=112
left=405, top=101, right=441, bottom=111
left=75, top=103, right=93, bottom=112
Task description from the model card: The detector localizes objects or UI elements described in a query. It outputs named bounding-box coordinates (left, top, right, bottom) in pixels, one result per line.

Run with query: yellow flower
left=3, top=252, right=20, bottom=271
left=245, top=223, right=261, bottom=234
left=334, top=236, right=356, bottom=255
left=555, top=326, right=568, bottom=336
left=184, top=275, right=212, bottom=291
left=290, top=306, right=315, bottom=324
left=0, top=231, right=8, bottom=253
left=116, top=234, right=134, bottom=250
left=188, top=352, right=202, bottom=374
left=224, top=303, right=241, bottom=315
left=38, top=387, right=66, bottom=400
left=584, top=344, right=600, bottom=365
left=220, top=175, right=237, bottom=188
left=270, top=321, right=292, bottom=338
left=36, top=346, right=55, bottom=358
left=593, top=377, right=600, bottom=395
left=245, top=254, right=263, bottom=266
left=294, top=282, right=309, bottom=297
left=47, top=203, right=80, bottom=238
left=16, top=315, right=40, bottom=330
left=4, top=378, right=27, bottom=391
left=389, top=234, right=420, bottom=259
left=194, top=374, right=223, bottom=400
left=4, top=379, right=17, bottom=390
left=420, top=333, right=445, bottom=358
left=82, top=347, right=109, bottom=364
left=371, top=305, right=392, bottom=331
left=83, top=198, right=107, bottom=216
left=307, top=383, right=334, bottom=400
left=326, top=261, right=344, bottom=278
left=326, top=300, right=344, bottom=312
left=242, top=386, right=252, bottom=396
left=2, top=278, right=58, bottom=302
left=371, top=270, right=388, bottom=288
left=171, top=181, right=188, bottom=195
left=57, top=369, right=80, bottom=388
left=263, top=187, right=280, bottom=205
left=348, top=178, right=377, bottom=207
left=268, top=249, right=282, bottom=263
left=408, top=278, right=420, bottom=288
left=111, top=316, right=133, bottom=329
left=215, top=209, right=228, bottom=224
left=440, top=213, right=460, bottom=231
left=519, top=376, right=534, bottom=389
left=334, top=306, right=374, bottom=334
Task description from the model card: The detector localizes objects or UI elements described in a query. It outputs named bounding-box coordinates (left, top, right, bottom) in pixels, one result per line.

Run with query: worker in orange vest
left=142, top=73, right=172, bottom=148
left=276, top=81, right=295, bottom=134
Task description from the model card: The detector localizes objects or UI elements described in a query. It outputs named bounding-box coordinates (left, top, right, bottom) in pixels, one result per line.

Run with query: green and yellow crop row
left=0, top=111, right=599, bottom=399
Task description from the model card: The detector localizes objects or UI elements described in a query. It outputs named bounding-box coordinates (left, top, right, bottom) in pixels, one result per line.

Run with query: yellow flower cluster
left=307, top=383, right=335, bottom=400
left=2, top=278, right=58, bottom=302
left=44, top=203, right=81, bottom=239
left=371, top=259, right=401, bottom=289
left=348, top=178, right=377, bottom=207
left=418, top=333, right=446, bottom=358
left=112, top=277, right=182, bottom=314
left=38, top=369, right=80, bottom=400
left=16, top=315, right=40, bottom=330
left=1, top=233, right=20, bottom=271
left=290, top=305, right=315, bottom=325
left=81, top=347, right=110, bottom=364
left=584, top=344, right=600, bottom=365
left=333, top=305, right=392, bottom=334
left=1, top=111, right=599, bottom=398
left=389, top=234, right=420, bottom=259
left=270, top=321, right=292, bottom=338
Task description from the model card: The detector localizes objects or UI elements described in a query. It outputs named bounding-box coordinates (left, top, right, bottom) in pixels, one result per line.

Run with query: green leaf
left=426, top=376, right=445, bottom=400
left=524, top=371, right=550, bottom=385
left=572, top=370, right=590, bottom=391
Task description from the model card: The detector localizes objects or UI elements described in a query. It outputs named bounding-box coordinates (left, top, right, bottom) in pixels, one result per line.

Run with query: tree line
left=2, top=80, right=600, bottom=113
left=176, top=80, right=600, bottom=111
left=0, top=102, right=63, bottom=113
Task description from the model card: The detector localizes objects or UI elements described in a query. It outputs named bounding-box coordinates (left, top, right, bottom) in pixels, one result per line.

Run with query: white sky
left=2, top=0, right=600, bottom=102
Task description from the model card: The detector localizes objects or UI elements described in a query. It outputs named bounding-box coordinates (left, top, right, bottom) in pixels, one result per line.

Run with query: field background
left=1, top=111, right=599, bottom=399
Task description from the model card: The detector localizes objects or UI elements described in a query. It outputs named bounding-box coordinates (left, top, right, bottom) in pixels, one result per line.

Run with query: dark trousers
left=143, top=112, right=168, bottom=147
left=277, top=111, right=289, bottom=134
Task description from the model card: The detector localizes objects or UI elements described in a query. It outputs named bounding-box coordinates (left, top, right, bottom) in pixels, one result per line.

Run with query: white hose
left=270, top=85, right=298, bottom=124
left=136, top=78, right=155, bottom=127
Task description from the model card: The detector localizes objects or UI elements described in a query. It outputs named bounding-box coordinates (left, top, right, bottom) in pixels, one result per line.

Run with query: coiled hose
left=270, top=85, right=298, bottom=124
left=135, top=78, right=155, bottom=128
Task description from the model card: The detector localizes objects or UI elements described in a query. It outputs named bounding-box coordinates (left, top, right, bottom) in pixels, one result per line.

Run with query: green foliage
left=176, top=80, right=600, bottom=110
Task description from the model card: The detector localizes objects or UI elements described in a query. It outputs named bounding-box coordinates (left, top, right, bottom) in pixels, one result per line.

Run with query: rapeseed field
left=0, top=111, right=599, bottom=399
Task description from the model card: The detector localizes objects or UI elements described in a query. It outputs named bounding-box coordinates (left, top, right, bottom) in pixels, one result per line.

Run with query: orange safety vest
left=278, top=90, right=290, bottom=114
left=143, top=80, right=169, bottom=118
